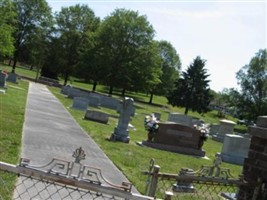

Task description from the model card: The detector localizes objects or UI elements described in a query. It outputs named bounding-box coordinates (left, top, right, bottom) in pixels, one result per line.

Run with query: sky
left=47, top=0, right=266, bottom=92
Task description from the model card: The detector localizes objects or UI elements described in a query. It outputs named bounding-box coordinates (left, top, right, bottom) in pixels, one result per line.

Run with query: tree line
left=0, top=0, right=266, bottom=119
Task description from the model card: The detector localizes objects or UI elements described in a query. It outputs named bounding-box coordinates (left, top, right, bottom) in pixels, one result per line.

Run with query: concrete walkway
left=18, top=82, right=138, bottom=195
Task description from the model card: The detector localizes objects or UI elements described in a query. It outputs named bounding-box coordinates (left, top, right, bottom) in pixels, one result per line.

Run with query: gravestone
left=100, top=96, right=120, bottom=110
left=6, top=72, right=18, bottom=83
left=87, top=95, right=101, bottom=107
left=209, top=124, right=220, bottom=136
left=142, top=122, right=206, bottom=156
left=110, top=97, right=135, bottom=143
left=220, top=134, right=250, bottom=165
left=61, top=85, right=72, bottom=95
left=0, top=72, right=7, bottom=88
left=84, top=110, right=109, bottom=124
left=68, top=88, right=89, bottom=99
left=212, top=119, right=236, bottom=142
left=71, top=97, right=89, bottom=111
left=168, top=113, right=193, bottom=127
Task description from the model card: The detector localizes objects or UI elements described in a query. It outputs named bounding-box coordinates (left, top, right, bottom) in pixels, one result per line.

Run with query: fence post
left=148, top=165, right=160, bottom=197
left=164, top=191, right=173, bottom=200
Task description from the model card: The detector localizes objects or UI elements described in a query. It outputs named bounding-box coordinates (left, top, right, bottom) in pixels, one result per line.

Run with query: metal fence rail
left=0, top=147, right=153, bottom=200
left=144, top=156, right=262, bottom=200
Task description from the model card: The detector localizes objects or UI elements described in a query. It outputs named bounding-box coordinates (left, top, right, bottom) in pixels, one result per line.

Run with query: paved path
left=15, top=82, right=138, bottom=199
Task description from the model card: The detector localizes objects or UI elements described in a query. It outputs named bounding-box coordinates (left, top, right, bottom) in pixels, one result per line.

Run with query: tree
left=149, top=40, right=181, bottom=104
left=76, top=32, right=105, bottom=91
left=0, top=0, right=16, bottom=58
left=96, top=8, right=156, bottom=96
left=55, top=4, right=100, bottom=85
left=11, top=0, right=52, bottom=72
left=236, top=49, right=267, bottom=120
left=167, top=56, right=212, bottom=115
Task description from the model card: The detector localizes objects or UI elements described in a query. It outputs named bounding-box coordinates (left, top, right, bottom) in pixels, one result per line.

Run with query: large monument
left=110, top=97, right=135, bottom=143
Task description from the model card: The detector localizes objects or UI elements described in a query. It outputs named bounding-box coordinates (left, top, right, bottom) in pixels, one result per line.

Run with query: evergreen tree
left=167, top=56, right=212, bottom=115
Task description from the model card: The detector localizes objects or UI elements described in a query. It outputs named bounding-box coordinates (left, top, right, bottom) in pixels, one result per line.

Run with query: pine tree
left=167, top=56, right=212, bottom=115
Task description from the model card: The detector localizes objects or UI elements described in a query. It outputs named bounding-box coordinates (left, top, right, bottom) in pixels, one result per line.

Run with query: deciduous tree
left=96, top=9, right=156, bottom=96
left=55, top=4, right=100, bottom=85
left=149, top=40, right=181, bottom=104
left=0, top=0, right=16, bottom=57
left=236, top=49, right=267, bottom=120
left=11, top=0, right=52, bottom=72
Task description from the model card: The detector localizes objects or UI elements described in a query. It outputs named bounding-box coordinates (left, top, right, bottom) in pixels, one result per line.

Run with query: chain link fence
left=12, top=174, right=125, bottom=200
left=144, top=158, right=262, bottom=200
left=0, top=148, right=154, bottom=200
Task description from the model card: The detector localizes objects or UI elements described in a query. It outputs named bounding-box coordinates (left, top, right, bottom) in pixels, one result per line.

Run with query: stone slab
left=84, top=110, right=109, bottom=124
left=142, top=141, right=205, bottom=157
left=221, top=134, right=250, bottom=165
left=154, top=122, right=204, bottom=150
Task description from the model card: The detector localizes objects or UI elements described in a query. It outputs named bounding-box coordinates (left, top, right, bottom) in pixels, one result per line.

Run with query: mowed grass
left=0, top=64, right=244, bottom=197
left=49, top=87, right=243, bottom=194
left=0, top=79, right=29, bottom=200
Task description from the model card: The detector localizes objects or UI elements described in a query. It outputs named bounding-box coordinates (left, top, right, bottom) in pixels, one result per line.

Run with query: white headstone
left=221, top=134, right=250, bottom=165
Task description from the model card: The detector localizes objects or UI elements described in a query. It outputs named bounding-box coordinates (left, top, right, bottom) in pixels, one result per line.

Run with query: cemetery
left=0, top=64, right=266, bottom=200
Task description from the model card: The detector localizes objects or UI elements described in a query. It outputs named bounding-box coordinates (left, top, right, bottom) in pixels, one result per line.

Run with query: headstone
left=68, top=88, right=89, bottom=99
left=168, top=113, right=193, bottom=127
left=84, top=110, right=109, bottom=124
left=142, top=122, right=206, bottom=156
left=0, top=72, right=7, bottom=88
left=212, top=119, right=236, bottom=142
left=71, top=97, right=89, bottom=111
left=220, top=134, right=250, bottom=165
left=87, top=95, right=101, bottom=107
left=6, top=72, right=18, bottom=83
left=61, top=85, right=72, bottom=95
left=209, top=124, right=220, bottom=136
left=173, top=168, right=195, bottom=193
left=110, top=97, right=135, bottom=143
left=100, top=96, right=120, bottom=110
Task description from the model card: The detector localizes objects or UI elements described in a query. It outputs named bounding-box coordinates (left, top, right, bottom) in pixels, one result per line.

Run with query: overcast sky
left=47, top=0, right=266, bottom=92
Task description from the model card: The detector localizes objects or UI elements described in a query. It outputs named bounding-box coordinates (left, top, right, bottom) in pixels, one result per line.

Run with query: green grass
left=0, top=63, right=38, bottom=80
left=0, top=80, right=29, bottom=200
left=0, top=65, right=244, bottom=198
left=49, top=87, right=243, bottom=194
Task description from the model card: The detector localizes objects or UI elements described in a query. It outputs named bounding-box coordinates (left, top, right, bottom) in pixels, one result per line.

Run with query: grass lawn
left=49, top=87, right=243, bottom=194
left=0, top=64, right=244, bottom=198
left=0, top=79, right=29, bottom=200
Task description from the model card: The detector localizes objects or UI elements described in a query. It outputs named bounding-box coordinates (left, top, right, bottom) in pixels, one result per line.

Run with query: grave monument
left=142, top=122, right=206, bottom=156
left=71, top=97, right=89, bottom=111
left=110, top=97, right=135, bottom=143
left=220, top=134, right=250, bottom=165
left=0, top=72, right=7, bottom=88
left=212, top=119, right=236, bottom=142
